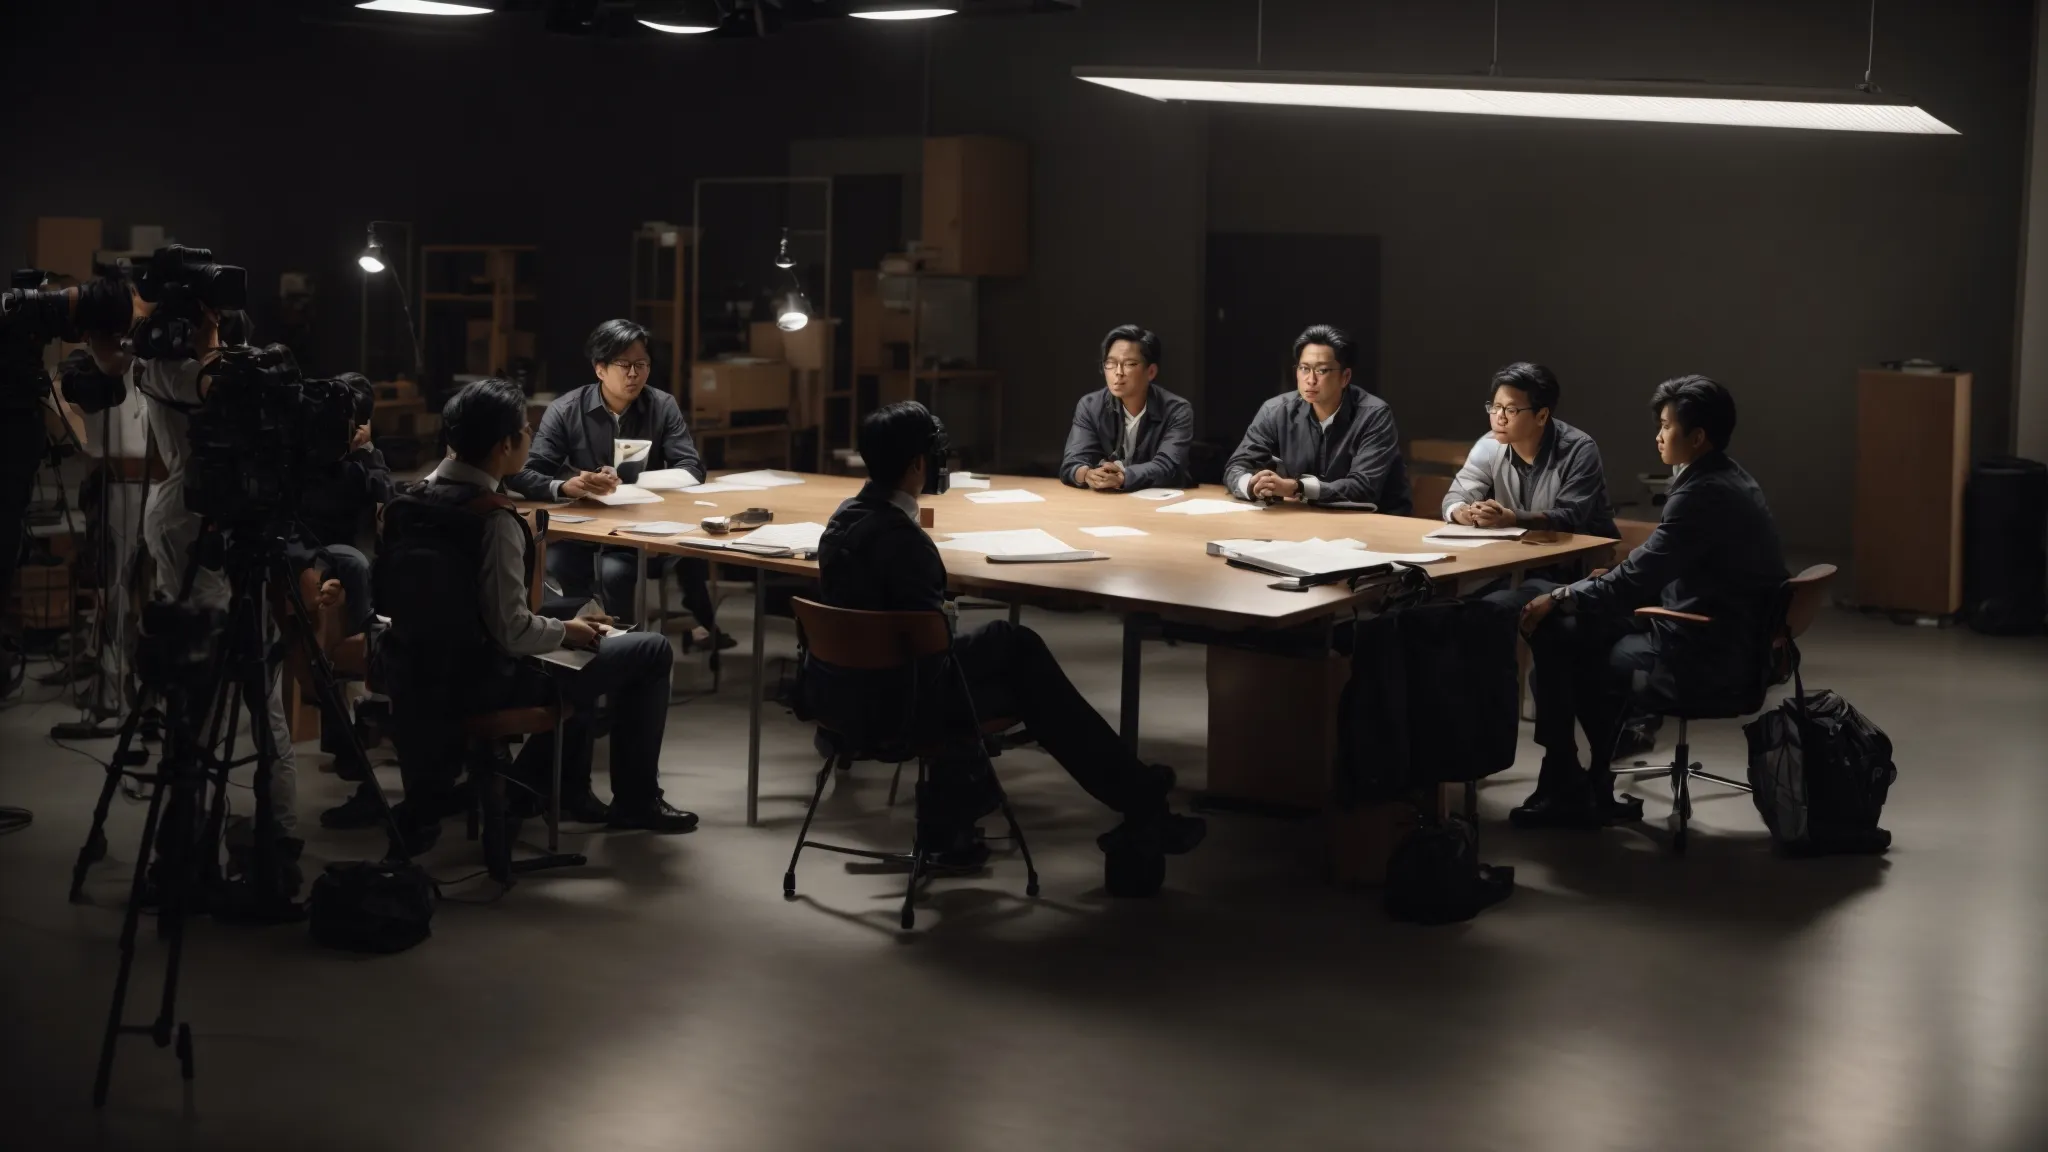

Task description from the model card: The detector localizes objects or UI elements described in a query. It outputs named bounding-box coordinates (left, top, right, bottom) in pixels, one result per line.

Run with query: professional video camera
left=129, top=244, right=248, bottom=361
left=0, top=268, right=132, bottom=405
left=184, top=343, right=357, bottom=527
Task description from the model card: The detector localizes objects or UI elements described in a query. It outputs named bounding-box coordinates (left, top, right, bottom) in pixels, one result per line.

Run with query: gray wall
left=2018, top=0, right=2048, bottom=466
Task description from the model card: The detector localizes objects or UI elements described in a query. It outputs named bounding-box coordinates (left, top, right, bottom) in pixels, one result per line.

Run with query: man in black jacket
left=810, top=402, right=1205, bottom=895
left=1222, top=324, right=1413, bottom=515
left=509, top=319, right=722, bottom=641
left=1512, top=375, right=1788, bottom=829
left=1061, top=324, right=1195, bottom=492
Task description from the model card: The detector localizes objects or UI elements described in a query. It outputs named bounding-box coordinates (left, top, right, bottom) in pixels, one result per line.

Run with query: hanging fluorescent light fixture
left=851, top=6, right=958, bottom=21
left=355, top=0, right=494, bottom=15
left=1072, top=67, right=1957, bottom=135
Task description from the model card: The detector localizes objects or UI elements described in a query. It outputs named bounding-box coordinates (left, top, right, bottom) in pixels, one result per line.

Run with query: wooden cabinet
left=920, top=136, right=1029, bottom=277
left=1853, top=368, right=1971, bottom=615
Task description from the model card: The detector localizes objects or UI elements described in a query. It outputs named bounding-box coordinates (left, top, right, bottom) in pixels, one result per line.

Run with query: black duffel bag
left=1384, top=815, right=1515, bottom=925
left=309, top=861, right=437, bottom=954
left=1742, top=653, right=1896, bottom=857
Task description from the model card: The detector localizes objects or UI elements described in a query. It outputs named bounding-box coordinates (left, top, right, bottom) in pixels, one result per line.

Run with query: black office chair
left=1609, top=564, right=1837, bottom=854
left=783, top=597, right=1039, bottom=930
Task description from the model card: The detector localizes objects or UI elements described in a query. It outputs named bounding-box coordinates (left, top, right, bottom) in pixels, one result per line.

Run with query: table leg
left=746, top=569, right=766, bottom=827
left=1119, top=615, right=1143, bottom=751
left=634, top=543, right=650, bottom=627
left=1008, top=602, right=1021, bottom=627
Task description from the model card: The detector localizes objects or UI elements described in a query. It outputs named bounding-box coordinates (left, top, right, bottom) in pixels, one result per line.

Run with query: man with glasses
left=1224, top=324, right=1412, bottom=514
left=1061, top=324, right=1195, bottom=492
left=512, top=320, right=727, bottom=699
left=1446, top=361, right=1617, bottom=579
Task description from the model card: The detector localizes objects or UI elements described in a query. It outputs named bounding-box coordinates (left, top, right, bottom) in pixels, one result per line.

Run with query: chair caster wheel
left=782, top=872, right=795, bottom=898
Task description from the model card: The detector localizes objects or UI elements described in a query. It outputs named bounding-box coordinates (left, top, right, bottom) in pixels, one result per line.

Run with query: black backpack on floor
left=308, top=861, right=437, bottom=954
left=1742, top=654, right=1896, bottom=856
left=1384, top=815, right=1515, bottom=926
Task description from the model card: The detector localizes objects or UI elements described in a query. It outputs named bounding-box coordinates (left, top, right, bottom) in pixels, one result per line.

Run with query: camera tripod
left=70, top=519, right=402, bottom=1107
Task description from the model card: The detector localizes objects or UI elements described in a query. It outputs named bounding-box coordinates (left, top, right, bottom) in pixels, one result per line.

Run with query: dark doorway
left=1204, top=233, right=1381, bottom=441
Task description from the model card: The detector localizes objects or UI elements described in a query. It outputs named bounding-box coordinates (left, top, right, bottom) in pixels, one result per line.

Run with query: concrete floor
left=2, top=603, right=2046, bottom=1152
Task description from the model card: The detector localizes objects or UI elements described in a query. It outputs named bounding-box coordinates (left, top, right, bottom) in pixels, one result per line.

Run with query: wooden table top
left=529, top=473, right=1612, bottom=631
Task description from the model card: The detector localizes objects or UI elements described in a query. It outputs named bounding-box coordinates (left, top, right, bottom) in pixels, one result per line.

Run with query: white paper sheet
left=1079, top=526, right=1148, bottom=538
left=612, top=521, right=694, bottom=536
left=586, top=485, right=663, bottom=506
left=1430, top=537, right=1503, bottom=549
left=736, top=521, right=827, bottom=552
left=946, top=474, right=992, bottom=490
left=547, top=513, right=595, bottom=524
left=1157, top=498, right=1263, bottom=516
left=1220, top=538, right=1447, bottom=577
left=963, top=489, right=1046, bottom=505
left=614, top=438, right=652, bottom=467
left=718, top=469, right=806, bottom=488
left=937, top=529, right=1079, bottom=556
left=676, top=482, right=767, bottom=495
left=1423, top=524, right=1528, bottom=540
left=1128, top=489, right=1184, bottom=501
left=693, top=500, right=718, bottom=507
left=636, top=468, right=700, bottom=490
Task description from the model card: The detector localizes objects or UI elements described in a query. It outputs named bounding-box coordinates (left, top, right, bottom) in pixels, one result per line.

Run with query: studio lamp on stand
left=357, top=221, right=425, bottom=385
left=772, top=227, right=812, bottom=332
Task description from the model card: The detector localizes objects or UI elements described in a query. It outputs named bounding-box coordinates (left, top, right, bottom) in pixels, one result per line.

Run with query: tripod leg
left=92, top=746, right=175, bottom=1108
left=70, top=688, right=159, bottom=902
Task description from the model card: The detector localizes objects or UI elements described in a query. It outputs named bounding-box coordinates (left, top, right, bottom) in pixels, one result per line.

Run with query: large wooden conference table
left=528, top=472, right=1614, bottom=825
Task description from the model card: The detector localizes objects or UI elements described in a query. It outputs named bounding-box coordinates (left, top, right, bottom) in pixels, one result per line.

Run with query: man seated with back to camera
left=808, top=402, right=1205, bottom=895
left=297, top=373, right=398, bottom=829
left=1510, top=375, right=1787, bottom=829
left=509, top=319, right=730, bottom=651
left=384, top=378, right=698, bottom=846
left=1061, top=324, right=1195, bottom=493
left=1224, top=324, right=1414, bottom=515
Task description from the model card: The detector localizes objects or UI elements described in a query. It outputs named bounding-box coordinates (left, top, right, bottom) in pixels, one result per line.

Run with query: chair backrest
left=790, top=597, right=951, bottom=671
left=1783, top=563, right=1837, bottom=640
left=1407, top=438, right=1471, bottom=469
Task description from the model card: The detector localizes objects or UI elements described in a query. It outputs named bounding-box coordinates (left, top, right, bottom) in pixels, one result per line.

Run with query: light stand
left=357, top=221, right=425, bottom=384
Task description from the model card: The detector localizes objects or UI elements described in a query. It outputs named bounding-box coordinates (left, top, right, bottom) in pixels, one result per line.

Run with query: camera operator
left=87, top=305, right=302, bottom=837
left=0, top=372, right=45, bottom=692
left=54, top=351, right=153, bottom=724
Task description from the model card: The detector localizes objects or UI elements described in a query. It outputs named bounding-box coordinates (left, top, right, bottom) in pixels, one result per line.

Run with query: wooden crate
left=921, top=136, right=1029, bottom=277
left=691, top=360, right=791, bottom=427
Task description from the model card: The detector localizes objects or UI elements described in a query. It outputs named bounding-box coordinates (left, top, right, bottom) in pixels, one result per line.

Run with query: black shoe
left=921, top=775, right=1002, bottom=828
left=561, top=790, right=613, bottom=824
left=1509, top=790, right=1644, bottom=830
left=919, top=824, right=991, bottom=871
left=1097, top=811, right=1207, bottom=856
left=606, top=799, right=700, bottom=834
left=319, top=781, right=386, bottom=830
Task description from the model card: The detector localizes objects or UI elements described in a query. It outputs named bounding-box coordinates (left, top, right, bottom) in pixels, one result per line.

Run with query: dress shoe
left=319, top=781, right=386, bottom=830
left=561, top=790, right=613, bottom=824
left=605, top=799, right=700, bottom=834
left=918, top=824, right=992, bottom=871
left=1509, top=790, right=1644, bottom=830
left=1098, top=811, right=1207, bottom=857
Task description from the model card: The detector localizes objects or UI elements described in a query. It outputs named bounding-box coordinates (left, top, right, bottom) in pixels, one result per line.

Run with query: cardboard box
left=1204, top=646, right=1349, bottom=808
left=748, top=322, right=784, bottom=361
left=691, top=360, right=790, bottom=426
left=782, top=318, right=831, bottom=371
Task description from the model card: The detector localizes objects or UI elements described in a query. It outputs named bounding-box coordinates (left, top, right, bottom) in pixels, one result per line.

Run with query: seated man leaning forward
left=1223, top=324, right=1413, bottom=515
left=1511, top=375, right=1787, bottom=830
left=385, top=377, right=699, bottom=838
left=1448, top=360, right=1618, bottom=594
left=807, top=401, right=1206, bottom=897
left=1062, top=323, right=1195, bottom=492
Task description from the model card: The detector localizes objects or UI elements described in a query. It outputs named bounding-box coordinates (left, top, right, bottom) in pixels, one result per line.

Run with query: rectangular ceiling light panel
left=1075, top=70, right=1957, bottom=135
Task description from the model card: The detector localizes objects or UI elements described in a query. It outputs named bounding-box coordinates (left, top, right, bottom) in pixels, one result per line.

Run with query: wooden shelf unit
left=631, top=225, right=696, bottom=404
left=418, top=244, right=542, bottom=397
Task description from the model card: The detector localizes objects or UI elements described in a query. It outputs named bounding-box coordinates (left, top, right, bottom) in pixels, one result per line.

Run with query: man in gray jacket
left=1223, top=324, right=1412, bottom=515
left=1061, top=324, right=1195, bottom=492
left=1446, top=361, right=1617, bottom=585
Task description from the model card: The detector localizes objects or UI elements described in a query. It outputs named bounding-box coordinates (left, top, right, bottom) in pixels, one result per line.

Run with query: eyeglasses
left=1295, top=364, right=1341, bottom=379
left=608, top=359, right=652, bottom=375
left=1484, top=403, right=1537, bottom=417
left=1102, top=359, right=1147, bottom=374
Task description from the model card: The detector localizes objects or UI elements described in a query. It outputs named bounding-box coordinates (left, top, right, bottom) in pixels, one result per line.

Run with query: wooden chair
left=1610, top=564, right=1838, bottom=853
left=784, top=596, right=1039, bottom=930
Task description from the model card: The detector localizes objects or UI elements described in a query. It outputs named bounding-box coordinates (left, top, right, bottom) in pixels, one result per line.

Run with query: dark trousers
left=548, top=540, right=716, bottom=631
left=507, top=630, right=674, bottom=810
left=1526, top=609, right=1661, bottom=791
left=0, top=415, right=48, bottom=629
left=288, top=541, right=375, bottom=769
left=942, top=620, right=1162, bottom=817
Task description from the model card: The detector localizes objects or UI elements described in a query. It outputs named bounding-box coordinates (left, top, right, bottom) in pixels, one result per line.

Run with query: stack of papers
left=1128, top=489, right=1184, bottom=501
left=1079, top=526, right=1147, bottom=538
left=938, top=529, right=1078, bottom=556
left=586, top=485, right=663, bottom=506
left=719, top=469, right=806, bottom=488
left=612, top=521, right=693, bottom=536
left=1157, top=498, right=1262, bottom=516
left=1423, top=524, right=1527, bottom=540
left=736, top=522, right=827, bottom=553
left=946, top=474, right=993, bottom=490
left=636, top=469, right=700, bottom=491
left=963, top=489, right=1046, bottom=505
left=614, top=439, right=652, bottom=468
left=677, top=482, right=766, bottom=495
left=1212, top=537, right=1449, bottom=579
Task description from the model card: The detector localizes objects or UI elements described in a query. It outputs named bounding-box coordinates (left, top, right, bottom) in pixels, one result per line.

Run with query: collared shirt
left=1442, top=419, right=1617, bottom=538
left=1121, top=403, right=1146, bottom=463
left=884, top=485, right=921, bottom=523
left=1060, top=382, right=1196, bottom=491
left=510, top=383, right=702, bottom=502
left=1223, top=384, right=1413, bottom=514
left=429, top=457, right=565, bottom=657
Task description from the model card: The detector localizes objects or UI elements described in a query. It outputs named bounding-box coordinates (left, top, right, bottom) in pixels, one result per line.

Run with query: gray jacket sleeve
left=1443, top=437, right=1496, bottom=518
left=479, top=512, right=564, bottom=656
left=1539, top=437, right=1611, bottom=534
left=1121, top=396, right=1194, bottom=491
left=509, top=398, right=576, bottom=501
left=1566, top=484, right=1716, bottom=616
left=1060, top=395, right=1099, bottom=487
left=1223, top=404, right=1282, bottom=501
left=1313, top=402, right=1402, bottom=506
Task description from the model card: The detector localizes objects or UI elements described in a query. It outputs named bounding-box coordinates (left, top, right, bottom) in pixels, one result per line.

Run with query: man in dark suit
left=1061, top=324, right=1195, bottom=492
left=1222, top=324, right=1413, bottom=515
left=509, top=319, right=723, bottom=642
left=1512, top=375, right=1788, bottom=829
left=809, top=401, right=1205, bottom=896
